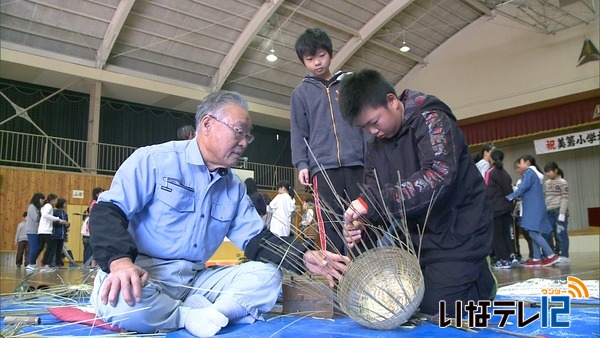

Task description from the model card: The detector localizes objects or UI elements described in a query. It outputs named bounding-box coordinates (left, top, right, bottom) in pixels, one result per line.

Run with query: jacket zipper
left=325, top=85, right=342, bottom=166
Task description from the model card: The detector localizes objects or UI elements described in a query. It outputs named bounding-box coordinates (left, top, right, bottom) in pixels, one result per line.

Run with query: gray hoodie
left=290, top=71, right=366, bottom=176
left=25, top=203, right=40, bottom=234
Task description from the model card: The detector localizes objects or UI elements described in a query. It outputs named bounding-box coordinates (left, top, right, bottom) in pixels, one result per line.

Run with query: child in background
left=300, top=197, right=318, bottom=242
left=267, top=180, right=296, bottom=237
left=244, top=177, right=271, bottom=223
left=25, top=192, right=45, bottom=271
left=83, top=187, right=104, bottom=268
left=37, top=194, right=68, bottom=270
left=51, top=198, right=70, bottom=268
left=485, top=148, right=515, bottom=269
left=511, top=161, right=533, bottom=264
left=15, top=212, right=29, bottom=268
left=506, top=155, right=558, bottom=267
left=475, top=142, right=495, bottom=178
left=543, top=161, right=570, bottom=264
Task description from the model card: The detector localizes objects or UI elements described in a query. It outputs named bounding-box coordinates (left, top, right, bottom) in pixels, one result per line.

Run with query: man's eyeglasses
left=208, top=115, right=254, bottom=144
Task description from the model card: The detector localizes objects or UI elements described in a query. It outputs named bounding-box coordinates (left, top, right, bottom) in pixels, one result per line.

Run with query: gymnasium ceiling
left=1, top=0, right=597, bottom=131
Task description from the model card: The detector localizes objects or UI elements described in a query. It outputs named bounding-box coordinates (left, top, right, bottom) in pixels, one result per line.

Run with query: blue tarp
left=2, top=297, right=598, bottom=337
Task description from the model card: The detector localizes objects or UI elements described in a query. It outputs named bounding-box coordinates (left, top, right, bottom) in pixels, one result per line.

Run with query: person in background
left=511, top=160, right=533, bottom=264
left=82, top=187, right=104, bottom=268
left=290, top=28, right=366, bottom=254
left=506, top=155, right=558, bottom=267
left=244, top=177, right=271, bottom=223
left=177, top=125, right=196, bottom=140
left=543, top=161, right=570, bottom=265
left=90, top=187, right=104, bottom=211
left=300, top=196, right=318, bottom=243
left=339, top=69, right=496, bottom=316
left=474, top=142, right=494, bottom=178
left=25, top=192, right=45, bottom=271
left=61, top=240, right=79, bottom=268
left=88, top=91, right=349, bottom=337
left=267, top=180, right=296, bottom=237
left=485, top=148, right=516, bottom=269
left=15, top=212, right=29, bottom=268
left=37, top=194, right=68, bottom=270
left=50, top=198, right=70, bottom=268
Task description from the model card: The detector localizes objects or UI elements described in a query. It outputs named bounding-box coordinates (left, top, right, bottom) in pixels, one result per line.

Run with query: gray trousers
left=90, top=254, right=282, bottom=333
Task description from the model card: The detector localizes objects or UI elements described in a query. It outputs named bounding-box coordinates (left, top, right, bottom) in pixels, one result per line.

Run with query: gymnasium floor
left=1, top=252, right=598, bottom=337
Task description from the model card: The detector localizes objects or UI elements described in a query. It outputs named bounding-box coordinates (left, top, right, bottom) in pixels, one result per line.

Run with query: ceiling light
left=266, top=49, right=278, bottom=62
left=400, top=41, right=410, bottom=53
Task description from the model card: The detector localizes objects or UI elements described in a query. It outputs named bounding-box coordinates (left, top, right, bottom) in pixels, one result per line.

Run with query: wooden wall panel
left=0, top=166, right=114, bottom=255
left=66, top=203, right=88, bottom=261
left=0, top=166, right=316, bottom=257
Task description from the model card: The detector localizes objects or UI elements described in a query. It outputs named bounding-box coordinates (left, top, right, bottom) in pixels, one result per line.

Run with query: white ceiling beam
left=211, top=0, right=284, bottom=91
left=461, top=0, right=493, bottom=16
left=280, top=2, right=360, bottom=36
left=96, top=0, right=136, bottom=69
left=2, top=48, right=289, bottom=119
left=330, top=0, right=414, bottom=72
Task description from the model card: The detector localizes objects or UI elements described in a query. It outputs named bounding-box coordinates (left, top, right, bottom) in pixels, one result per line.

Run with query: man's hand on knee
left=102, top=257, right=149, bottom=307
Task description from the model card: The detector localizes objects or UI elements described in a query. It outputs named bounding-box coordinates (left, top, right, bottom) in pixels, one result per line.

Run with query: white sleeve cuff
left=558, top=214, right=566, bottom=222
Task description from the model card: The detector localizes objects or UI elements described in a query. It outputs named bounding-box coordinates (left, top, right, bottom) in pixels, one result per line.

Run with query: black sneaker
left=492, top=260, right=511, bottom=269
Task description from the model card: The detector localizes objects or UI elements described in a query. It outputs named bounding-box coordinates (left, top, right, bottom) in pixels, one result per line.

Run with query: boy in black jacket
left=339, top=69, right=496, bottom=315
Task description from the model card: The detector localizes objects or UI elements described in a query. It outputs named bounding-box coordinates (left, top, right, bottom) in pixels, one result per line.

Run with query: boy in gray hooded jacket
left=290, top=28, right=367, bottom=254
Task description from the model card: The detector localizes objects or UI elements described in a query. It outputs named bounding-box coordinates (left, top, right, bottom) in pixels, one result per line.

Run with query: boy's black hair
left=294, top=28, right=333, bottom=63
left=339, top=69, right=396, bottom=123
